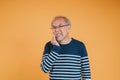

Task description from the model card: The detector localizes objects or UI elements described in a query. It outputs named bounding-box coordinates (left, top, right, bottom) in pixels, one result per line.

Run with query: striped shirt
left=41, top=38, right=91, bottom=80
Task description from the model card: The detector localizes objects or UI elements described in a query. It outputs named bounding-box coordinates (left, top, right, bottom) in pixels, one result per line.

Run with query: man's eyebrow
left=52, top=25, right=57, bottom=27
left=52, top=24, right=61, bottom=27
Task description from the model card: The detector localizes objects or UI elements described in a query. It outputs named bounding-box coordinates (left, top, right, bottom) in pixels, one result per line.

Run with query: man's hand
left=51, top=34, right=60, bottom=46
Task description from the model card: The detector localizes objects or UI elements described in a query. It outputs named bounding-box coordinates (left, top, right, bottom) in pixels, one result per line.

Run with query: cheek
left=61, top=30, right=67, bottom=36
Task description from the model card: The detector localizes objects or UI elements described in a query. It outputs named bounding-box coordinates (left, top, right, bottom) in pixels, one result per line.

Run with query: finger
left=53, top=34, right=56, bottom=40
left=51, top=34, right=55, bottom=40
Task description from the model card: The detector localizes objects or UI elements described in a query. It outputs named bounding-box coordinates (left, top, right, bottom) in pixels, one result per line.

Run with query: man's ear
left=67, top=26, right=71, bottom=32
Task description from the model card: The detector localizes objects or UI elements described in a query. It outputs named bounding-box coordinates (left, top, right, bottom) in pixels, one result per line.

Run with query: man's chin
left=56, top=38, right=64, bottom=42
left=56, top=39, right=61, bottom=42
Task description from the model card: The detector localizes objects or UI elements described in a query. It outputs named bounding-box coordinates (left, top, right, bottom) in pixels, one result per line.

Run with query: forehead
left=52, top=18, right=66, bottom=26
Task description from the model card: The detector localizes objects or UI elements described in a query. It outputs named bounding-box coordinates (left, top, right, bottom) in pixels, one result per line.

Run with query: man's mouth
left=55, top=33, right=61, bottom=37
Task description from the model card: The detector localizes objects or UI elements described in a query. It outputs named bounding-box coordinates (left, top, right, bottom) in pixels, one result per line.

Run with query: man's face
left=51, top=18, right=71, bottom=42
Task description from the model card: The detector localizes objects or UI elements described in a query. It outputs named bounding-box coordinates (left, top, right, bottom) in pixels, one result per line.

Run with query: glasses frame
left=51, top=25, right=69, bottom=30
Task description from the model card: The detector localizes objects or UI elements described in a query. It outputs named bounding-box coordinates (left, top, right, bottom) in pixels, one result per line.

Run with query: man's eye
left=59, top=25, right=64, bottom=27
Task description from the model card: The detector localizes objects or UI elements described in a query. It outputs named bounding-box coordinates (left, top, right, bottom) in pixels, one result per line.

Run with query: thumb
left=52, top=34, right=56, bottom=40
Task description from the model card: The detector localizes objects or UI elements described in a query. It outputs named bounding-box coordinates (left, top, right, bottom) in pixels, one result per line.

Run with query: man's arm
left=41, top=44, right=60, bottom=73
left=41, top=34, right=60, bottom=73
left=81, top=43, right=91, bottom=80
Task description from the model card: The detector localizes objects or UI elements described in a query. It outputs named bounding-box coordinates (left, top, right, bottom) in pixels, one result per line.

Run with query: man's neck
left=59, top=36, right=72, bottom=45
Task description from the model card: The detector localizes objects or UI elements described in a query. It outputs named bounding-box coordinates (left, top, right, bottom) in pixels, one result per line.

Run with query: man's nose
left=54, top=27, right=60, bottom=31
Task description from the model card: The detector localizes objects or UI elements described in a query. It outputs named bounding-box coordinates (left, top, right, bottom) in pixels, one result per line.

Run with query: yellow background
left=0, top=0, right=120, bottom=80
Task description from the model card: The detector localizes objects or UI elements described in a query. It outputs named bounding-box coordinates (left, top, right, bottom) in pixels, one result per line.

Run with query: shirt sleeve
left=80, top=43, right=91, bottom=80
left=41, top=42, right=61, bottom=73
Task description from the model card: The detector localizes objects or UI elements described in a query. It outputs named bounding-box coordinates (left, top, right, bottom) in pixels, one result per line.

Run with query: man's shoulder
left=45, top=41, right=52, bottom=46
left=72, top=38, right=85, bottom=46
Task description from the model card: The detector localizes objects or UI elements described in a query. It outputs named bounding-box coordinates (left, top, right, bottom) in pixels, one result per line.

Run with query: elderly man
left=41, top=16, right=91, bottom=80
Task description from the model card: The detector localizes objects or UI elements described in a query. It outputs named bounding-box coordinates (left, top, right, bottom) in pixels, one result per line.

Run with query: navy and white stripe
left=41, top=38, right=91, bottom=80
left=41, top=50, right=59, bottom=72
left=81, top=56, right=91, bottom=79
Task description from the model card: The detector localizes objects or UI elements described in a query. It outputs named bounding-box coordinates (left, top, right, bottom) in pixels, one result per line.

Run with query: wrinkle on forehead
left=52, top=18, right=66, bottom=26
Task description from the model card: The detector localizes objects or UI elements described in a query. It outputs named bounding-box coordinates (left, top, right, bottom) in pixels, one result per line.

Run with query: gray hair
left=51, top=16, right=71, bottom=26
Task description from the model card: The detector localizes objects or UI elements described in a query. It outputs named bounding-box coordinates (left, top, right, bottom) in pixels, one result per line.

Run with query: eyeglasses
left=51, top=25, right=68, bottom=30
